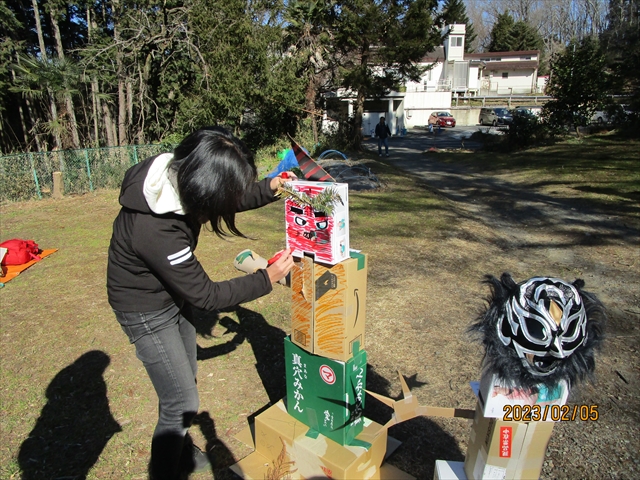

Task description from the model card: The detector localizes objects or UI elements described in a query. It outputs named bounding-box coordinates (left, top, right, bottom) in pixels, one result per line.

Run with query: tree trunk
left=31, top=0, right=47, bottom=58
left=91, top=77, right=101, bottom=147
left=305, top=77, right=318, bottom=144
left=31, top=0, right=61, bottom=150
left=353, top=90, right=365, bottom=150
left=103, top=101, right=117, bottom=147
left=111, top=0, right=128, bottom=145
left=50, top=7, right=81, bottom=149
left=117, top=71, right=127, bottom=145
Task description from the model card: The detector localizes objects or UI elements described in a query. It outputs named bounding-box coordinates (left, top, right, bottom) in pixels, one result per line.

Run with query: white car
left=591, top=111, right=609, bottom=124
left=514, top=106, right=541, bottom=117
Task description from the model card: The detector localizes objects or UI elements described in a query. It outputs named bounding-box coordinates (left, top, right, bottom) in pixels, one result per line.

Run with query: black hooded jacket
left=107, top=155, right=276, bottom=312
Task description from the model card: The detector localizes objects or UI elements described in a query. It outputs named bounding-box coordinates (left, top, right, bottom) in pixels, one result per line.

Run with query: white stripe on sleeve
left=168, top=247, right=192, bottom=265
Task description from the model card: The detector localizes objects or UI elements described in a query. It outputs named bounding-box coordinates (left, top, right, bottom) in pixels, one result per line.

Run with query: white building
left=322, top=24, right=541, bottom=132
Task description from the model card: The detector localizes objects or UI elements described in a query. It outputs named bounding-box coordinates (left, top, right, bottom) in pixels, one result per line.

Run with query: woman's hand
left=266, top=248, right=294, bottom=284
left=270, top=172, right=298, bottom=192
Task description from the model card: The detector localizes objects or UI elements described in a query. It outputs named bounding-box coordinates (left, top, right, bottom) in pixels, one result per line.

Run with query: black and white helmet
left=497, top=277, right=588, bottom=376
left=471, top=273, right=606, bottom=389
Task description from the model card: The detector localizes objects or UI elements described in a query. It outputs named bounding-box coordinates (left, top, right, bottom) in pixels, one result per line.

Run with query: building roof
left=465, top=50, right=540, bottom=59
left=482, top=60, right=539, bottom=71
left=420, top=46, right=445, bottom=62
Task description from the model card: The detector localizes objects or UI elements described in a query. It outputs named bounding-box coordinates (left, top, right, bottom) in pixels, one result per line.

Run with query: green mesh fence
left=0, top=144, right=174, bottom=203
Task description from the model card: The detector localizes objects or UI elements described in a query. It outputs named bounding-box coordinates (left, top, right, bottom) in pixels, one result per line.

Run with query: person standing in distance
left=107, top=126, right=296, bottom=479
left=375, top=116, right=392, bottom=157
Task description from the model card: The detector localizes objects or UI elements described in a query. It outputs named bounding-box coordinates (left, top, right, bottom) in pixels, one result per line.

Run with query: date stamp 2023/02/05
left=503, top=404, right=599, bottom=422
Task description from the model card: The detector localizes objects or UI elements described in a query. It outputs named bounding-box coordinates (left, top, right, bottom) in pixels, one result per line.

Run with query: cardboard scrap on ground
left=366, top=371, right=475, bottom=429
left=0, top=249, right=57, bottom=284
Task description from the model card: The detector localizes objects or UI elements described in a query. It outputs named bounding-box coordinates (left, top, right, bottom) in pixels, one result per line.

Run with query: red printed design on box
left=320, top=465, right=333, bottom=479
left=499, top=426, right=512, bottom=457
left=284, top=181, right=349, bottom=265
left=286, top=194, right=334, bottom=261
left=320, top=365, right=336, bottom=384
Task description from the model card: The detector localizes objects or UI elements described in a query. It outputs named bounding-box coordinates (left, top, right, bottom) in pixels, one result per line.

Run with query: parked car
left=591, top=110, right=609, bottom=124
left=429, top=111, right=456, bottom=127
left=479, top=107, right=513, bottom=126
left=513, top=105, right=542, bottom=117
left=592, top=105, right=635, bottom=125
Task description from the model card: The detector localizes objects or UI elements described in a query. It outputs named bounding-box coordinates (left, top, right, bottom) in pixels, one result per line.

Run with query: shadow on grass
left=365, top=366, right=465, bottom=479
left=17, top=350, right=121, bottom=480
left=230, top=306, right=288, bottom=404
left=192, top=411, right=236, bottom=475
left=191, top=305, right=287, bottom=406
left=366, top=133, right=640, bottom=248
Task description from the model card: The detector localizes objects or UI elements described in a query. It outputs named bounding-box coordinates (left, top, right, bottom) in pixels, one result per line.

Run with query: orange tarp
left=0, top=249, right=58, bottom=284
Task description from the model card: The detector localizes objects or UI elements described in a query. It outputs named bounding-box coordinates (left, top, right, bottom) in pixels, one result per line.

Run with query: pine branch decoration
left=264, top=437, right=296, bottom=480
left=276, top=184, right=343, bottom=216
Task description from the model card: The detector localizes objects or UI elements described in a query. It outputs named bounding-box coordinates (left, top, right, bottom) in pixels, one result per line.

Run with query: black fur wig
left=470, top=273, right=606, bottom=390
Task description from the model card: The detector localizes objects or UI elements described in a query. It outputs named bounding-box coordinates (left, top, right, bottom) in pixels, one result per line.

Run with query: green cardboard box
left=285, top=335, right=367, bottom=446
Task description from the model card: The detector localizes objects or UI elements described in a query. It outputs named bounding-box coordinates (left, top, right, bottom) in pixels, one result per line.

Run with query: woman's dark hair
left=169, top=127, right=257, bottom=237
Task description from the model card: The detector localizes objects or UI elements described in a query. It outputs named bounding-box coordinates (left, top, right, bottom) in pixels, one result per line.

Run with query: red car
left=429, top=111, right=456, bottom=127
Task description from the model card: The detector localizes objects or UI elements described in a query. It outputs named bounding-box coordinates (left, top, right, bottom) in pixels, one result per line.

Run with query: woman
left=107, top=127, right=295, bottom=479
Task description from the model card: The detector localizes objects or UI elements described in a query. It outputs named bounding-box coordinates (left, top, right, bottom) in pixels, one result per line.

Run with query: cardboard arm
left=366, top=370, right=475, bottom=429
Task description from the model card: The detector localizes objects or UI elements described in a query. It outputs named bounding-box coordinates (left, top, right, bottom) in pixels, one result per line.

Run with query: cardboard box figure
left=285, top=335, right=367, bottom=446
left=464, top=404, right=554, bottom=480
left=283, top=181, right=349, bottom=265
left=291, top=251, right=368, bottom=361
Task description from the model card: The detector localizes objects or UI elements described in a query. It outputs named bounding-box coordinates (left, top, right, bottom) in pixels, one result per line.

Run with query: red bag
left=0, top=239, right=41, bottom=265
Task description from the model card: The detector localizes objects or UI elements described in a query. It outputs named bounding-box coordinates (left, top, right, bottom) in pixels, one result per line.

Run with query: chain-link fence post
left=84, top=150, right=94, bottom=192
left=29, top=153, right=42, bottom=199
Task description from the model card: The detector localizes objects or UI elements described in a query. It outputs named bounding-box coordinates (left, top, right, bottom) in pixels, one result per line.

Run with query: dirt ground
left=355, top=134, right=640, bottom=480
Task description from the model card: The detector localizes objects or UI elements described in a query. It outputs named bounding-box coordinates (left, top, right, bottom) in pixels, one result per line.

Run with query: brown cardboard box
left=291, top=251, right=367, bottom=361
left=464, top=404, right=554, bottom=480
left=230, top=400, right=415, bottom=480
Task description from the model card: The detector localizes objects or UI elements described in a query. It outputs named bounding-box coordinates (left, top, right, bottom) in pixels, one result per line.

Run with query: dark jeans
left=377, top=136, right=389, bottom=155
left=114, top=304, right=199, bottom=479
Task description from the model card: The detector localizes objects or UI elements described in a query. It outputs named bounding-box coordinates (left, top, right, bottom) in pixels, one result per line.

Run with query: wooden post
left=52, top=171, right=63, bottom=199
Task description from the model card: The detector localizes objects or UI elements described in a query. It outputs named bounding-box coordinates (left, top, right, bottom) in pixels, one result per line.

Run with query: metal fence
left=0, top=144, right=174, bottom=203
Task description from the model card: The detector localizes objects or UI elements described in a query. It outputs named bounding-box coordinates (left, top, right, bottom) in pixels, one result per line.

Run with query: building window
left=502, top=72, right=509, bottom=78
left=450, top=36, right=462, bottom=47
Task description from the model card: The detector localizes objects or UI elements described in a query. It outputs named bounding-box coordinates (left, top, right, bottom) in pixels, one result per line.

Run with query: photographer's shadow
left=18, top=350, right=121, bottom=480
